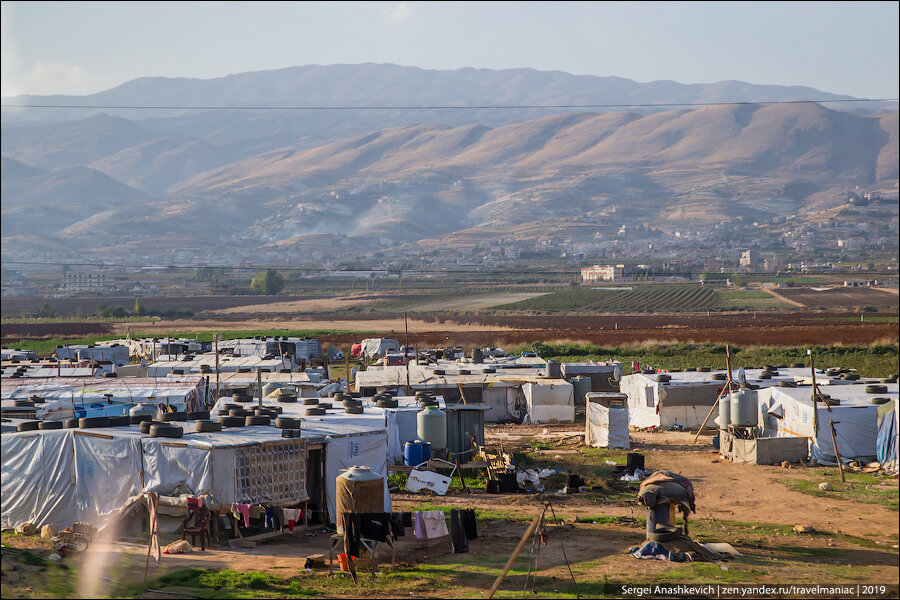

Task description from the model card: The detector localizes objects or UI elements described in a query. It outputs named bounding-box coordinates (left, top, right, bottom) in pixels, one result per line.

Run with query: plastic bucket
left=337, top=553, right=350, bottom=572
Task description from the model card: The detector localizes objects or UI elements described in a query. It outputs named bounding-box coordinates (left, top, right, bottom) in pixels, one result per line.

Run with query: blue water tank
left=403, top=441, right=425, bottom=466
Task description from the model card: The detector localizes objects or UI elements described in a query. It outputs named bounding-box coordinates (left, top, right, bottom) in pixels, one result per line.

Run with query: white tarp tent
left=1, top=377, right=205, bottom=419
left=360, top=338, right=399, bottom=359
left=585, top=395, right=630, bottom=449
left=522, top=380, right=574, bottom=424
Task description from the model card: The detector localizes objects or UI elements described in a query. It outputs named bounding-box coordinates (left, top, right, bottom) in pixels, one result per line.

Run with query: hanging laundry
left=283, top=508, right=303, bottom=532
left=186, top=497, right=200, bottom=510
left=264, top=507, right=276, bottom=530
left=358, top=513, right=390, bottom=542
left=389, top=512, right=405, bottom=539
left=235, top=503, right=251, bottom=527
left=449, top=510, right=468, bottom=553
left=462, top=509, right=478, bottom=540
left=146, top=492, right=160, bottom=563
left=421, top=510, right=449, bottom=539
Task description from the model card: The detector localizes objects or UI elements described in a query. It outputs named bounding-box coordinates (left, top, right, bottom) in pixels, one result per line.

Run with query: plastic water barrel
left=417, top=406, right=447, bottom=451
left=403, top=441, right=425, bottom=466
left=716, top=395, right=731, bottom=429
left=729, top=389, right=758, bottom=427
left=545, top=360, right=562, bottom=379
left=421, top=441, right=432, bottom=461
left=572, top=376, right=591, bottom=407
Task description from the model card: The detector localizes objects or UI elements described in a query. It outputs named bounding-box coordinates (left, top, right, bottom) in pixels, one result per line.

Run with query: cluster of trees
left=250, top=269, right=285, bottom=294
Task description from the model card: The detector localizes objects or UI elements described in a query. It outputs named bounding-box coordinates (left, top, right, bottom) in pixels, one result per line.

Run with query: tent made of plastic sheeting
left=55, top=345, right=89, bottom=360
left=2, top=348, right=37, bottom=361
left=360, top=338, right=399, bottom=359
left=877, top=400, right=898, bottom=475
left=522, top=380, right=574, bottom=424
left=757, top=387, right=880, bottom=464
left=75, top=345, right=130, bottom=366
left=1, top=377, right=205, bottom=420
left=619, top=370, right=801, bottom=430
left=1, top=423, right=321, bottom=532
left=148, top=355, right=292, bottom=377
left=585, top=396, right=630, bottom=449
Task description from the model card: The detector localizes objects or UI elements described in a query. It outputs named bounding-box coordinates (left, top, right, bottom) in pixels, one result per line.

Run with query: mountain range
left=1, top=63, right=897, bottom=256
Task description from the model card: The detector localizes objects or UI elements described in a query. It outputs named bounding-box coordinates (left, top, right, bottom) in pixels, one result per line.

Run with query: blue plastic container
left=403, top=441, right=424, bottom=466
left=712, top=433, right=720, bottom=450
left=421, top=440, right=432, bottom=462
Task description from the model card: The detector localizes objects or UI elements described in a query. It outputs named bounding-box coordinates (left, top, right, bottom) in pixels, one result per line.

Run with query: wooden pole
left=257, top=367, right=263, bottom=409
left=809, top=350, right=819, bottom=436
left=214, top=335, right=220, bottom=401
left=487, top=505, right=547, bottom=599
left=829, top=420, right=845, bottom=482
left=692, top=345, right=734, bottom=444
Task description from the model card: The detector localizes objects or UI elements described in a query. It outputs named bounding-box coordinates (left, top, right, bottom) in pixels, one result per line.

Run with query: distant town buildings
left=60, top=272, right=112, bottom=292
left=581, top=264, right=626, bottom=283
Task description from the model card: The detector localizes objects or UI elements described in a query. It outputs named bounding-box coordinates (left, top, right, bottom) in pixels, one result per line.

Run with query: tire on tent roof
left=871, top=397, right=891, bottom=405
left=130, top=414, right=153, bottom=425
left=17, top=421, right=40, bottom=432
left=160, top=412, right=188, bottom=422
left=269, top=405, right=283, bottom=414
left=302, top=398, right=319, bottom=405
left=275, top=417, right=301, bottom=429
left=791, top=363, right=806, bottom=368
left=13, top=400, right=34, bottom=407
left=711, top=373, right=727, bottom=381
left=218, top=416, right=245, bottom=427
left=140, top=420, right=166, bottom=434
left=109, top=415, right=131, bottom=427
left=640, top=369, right=655, bottom=375
left=229, top=408, right=252, bottom=417
left=317, top=402, right=332, bottom=409
left=245, top=415, right=270, bottom=426
left=345, top=406, right=364, bottom=415
left=79, top=416, right=110, bottom=428
left=699, top=367, right=712, bottom=373
left=232, top=393, right=253, bottom=403
left=103, top=372, right=118, bottom=378
left=65, top=418, right=80, bottom=429
left=196, top=420, right=222, bottom=433
left=187, top=411, right=210, bottom=420
left=223, top=404, right=239, bottom=411
left=377, top=399, right=398, bottom=408
left=656, top=374, right=671, bottom=383
left=149, top=424, right=183, bottom=438
left=305, top=407, right=326, bottom=416
left=865, top=385, right=888, bottom=394
left=779, top=381, right=797, bottom=388
left=39, top=420, right=64, bottom=430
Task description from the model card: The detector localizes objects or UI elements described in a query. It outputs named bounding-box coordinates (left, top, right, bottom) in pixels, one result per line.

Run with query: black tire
left=685, top=367, right=697, bottom=372
left=160, top=412, right=188, bottom=422
left=343, top=400, right=362, bottom=408
left=712, top=373, right=727, bottom=381
left=350, top=392, right=362, bottom=398
left=29, top=395, right=46, bottom=404
left=196, top=420, right=223, bottom=432
left=223, top=404, right=239, bottom=411
left=866, top=385, right=888, bottom=394
left=17, top=421, right=40, bottom=432
left=65, top=418, right=80, bottom=428
left=640, top=369, right=655, bottom=375
left=245, top=415, right=270, bottom=426
left=345, top=406, right=363, bottom=415
left=237, top=368, right=252, bottom=373
left=871, top=397, right=891, bottom=405
left=699, top=367, right=712, bottom=373
left=377, top=399, right=399, bottom=408
left=328, top=391, right=338, bottom=397
left=779, top=381, right=797, bottom=388
left=656, top=374, right=671, bottom=382
left=648, top=524, right=682, bottom=542
left=232, top=393, right=253, bottom=403
left=109, top=415, right=131, bottom=427
left=317, top=402, right=332, bottom=410
left=149, top=424, right=183, bottom=438
left=79, top=416, right=110, bottom=428
left=276, top=394, right=297, bottom=403
left=758, top=373, right=771, bottom=380
left=217, top=409, right=230, bottom=416
left=229, top=408, right=252, bottom=417
left=140, top=420, right=165, bottom=434
left=843, top=373, right=860, bottom=381
left=218, top=416, right=244, bottom=427
left=187, top=411, right=210, bottom=420
left=39, top=420, right=64, bottom=430
left=13, top=400, right=34, bottom=407
left=763, top=365, right=776, bottom=371
left=276, top=417, right=301, bottom=429
left=305, top=407, right=326, bottom=416
left=791, top=363, right=806, bottom=369
left=130, top=414, right=153, bottom=424
left=302, top=398, right=320, bottom=405
left=883, top=378, right=898, bottom=383
left=269, top=406, right=283, bottom=414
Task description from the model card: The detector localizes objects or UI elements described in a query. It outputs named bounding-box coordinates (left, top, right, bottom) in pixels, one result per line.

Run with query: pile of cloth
left=637, top=470, right=695, bottom=514
left=340, top=509, right=478, bottom=557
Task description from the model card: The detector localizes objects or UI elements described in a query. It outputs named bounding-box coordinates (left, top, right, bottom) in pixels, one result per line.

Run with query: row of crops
left=496, top=284, right=720, bottom=313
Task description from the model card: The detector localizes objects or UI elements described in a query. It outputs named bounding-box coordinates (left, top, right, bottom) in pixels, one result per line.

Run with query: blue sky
left=1, top=1, right=898, bottom=99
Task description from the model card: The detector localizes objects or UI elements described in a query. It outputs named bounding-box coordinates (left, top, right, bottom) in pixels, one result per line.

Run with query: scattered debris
left=793, top=525, right=816, bottom=534
left=818, top=482, right=834, bottom=491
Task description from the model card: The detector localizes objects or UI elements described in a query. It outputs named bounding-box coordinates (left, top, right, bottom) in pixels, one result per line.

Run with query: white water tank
left=417, top=405, right=447, bottom=451
left=729, top=388, right=758, bottom=427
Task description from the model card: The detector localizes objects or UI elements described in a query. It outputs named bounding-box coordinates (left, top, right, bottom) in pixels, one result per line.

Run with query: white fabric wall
left=323, top=432, right=391, bottom=523
left=523, top=382, right=574, bottom=424
left=620, top=376, right=661, bottom=428
left=73, top=432, right=143, bottom=527
left=482, top=385, right=509, bottom=422
left=586, top=402, right=630, bottom=449
left=141, top=440, right=214, bottom=497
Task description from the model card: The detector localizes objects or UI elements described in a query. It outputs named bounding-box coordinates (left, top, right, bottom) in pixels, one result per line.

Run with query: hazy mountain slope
left=0, top=114, right=155, bottom=169
left=0, top=166, right=152, bottom=237
left=0, top=157, right=45, bottom=184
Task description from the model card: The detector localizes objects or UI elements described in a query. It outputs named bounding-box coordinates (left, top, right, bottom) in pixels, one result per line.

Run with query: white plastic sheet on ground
left=586, top=402, right=630, bottom=449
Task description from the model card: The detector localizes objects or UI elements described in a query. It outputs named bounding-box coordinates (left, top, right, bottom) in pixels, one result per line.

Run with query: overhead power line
left=1, top=98, right=897, bottom=111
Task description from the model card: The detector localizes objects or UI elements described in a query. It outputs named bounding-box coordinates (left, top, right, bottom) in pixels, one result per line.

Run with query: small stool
left=329, top=534, right=395, bottom=575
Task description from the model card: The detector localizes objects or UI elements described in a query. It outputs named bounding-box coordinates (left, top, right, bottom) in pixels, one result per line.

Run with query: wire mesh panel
left=234, top=439, right=308, bottom=504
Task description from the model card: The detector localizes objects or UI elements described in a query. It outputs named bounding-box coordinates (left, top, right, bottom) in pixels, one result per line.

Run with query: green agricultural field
left=496, top=284, right=720, bottom=313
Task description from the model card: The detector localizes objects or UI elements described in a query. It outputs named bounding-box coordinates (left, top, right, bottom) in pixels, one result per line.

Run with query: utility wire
left=2, top=98, right=896, bottom=111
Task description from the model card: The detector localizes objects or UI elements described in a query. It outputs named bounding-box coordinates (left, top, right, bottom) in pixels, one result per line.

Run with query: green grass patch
left=777, top=472, right=900, bottom=510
